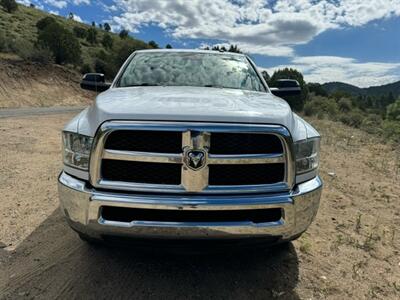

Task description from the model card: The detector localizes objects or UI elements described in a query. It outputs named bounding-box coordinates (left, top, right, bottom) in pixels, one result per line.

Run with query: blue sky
left=18, top=0, right=400, bottom=87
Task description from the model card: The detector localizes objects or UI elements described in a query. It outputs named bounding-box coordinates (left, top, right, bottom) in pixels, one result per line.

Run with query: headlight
left=294, top=138, right=320, bottom=174
left=62, top=132, right=93, bottom=170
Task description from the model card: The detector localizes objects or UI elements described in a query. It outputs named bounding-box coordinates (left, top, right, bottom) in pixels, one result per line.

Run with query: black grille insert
left=101, top=206, right=282, bottom=224
left=101, top=160, right=181, bottom=185
left=105, top=130, right=182, bottom=153
left=209, top=164, right=284, bottom=185
left=210, top=133, right=283, bottom=154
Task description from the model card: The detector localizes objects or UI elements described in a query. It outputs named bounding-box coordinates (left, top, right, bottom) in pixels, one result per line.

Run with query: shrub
left=29, top=46, right=54, bottom=64
left=104, top=22, right=111, bottom=32
left=86, top=27, right=97, bottom=44
left=303, top=96, right=339, bottom=119
left=386, top=99, right=400, bottom=121
left=0, top=30, right=8, bottom=51
left=1, top=0, right=18, bottom=13
left=36, top=16, right=56, bottom=31
left=382, top=120, right=400, bottom=143
left=101, top=34, right=113, bottom=49
left=148, top=40, right=159, bottom=49
left=8, top=38, right=34, bottom=60
left=73, top=26, right=87, bottom=39
left=119, top=29, right=128, bottom=39
left=37, top=22, right=82, bottom=65
left=360, top=114, right=383, bottom=135
left=339, top=110, right=364, bottom=128
left=80, top=63, right=92, bottom=74
left=338, top=98, right=352, bottom=113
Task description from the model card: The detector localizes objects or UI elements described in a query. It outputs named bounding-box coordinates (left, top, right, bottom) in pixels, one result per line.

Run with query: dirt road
left=0, top=113, right=399, bottom=299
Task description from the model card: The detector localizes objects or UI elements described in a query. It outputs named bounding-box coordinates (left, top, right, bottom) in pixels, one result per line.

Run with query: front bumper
left=58, top=172, right=322, bottom=241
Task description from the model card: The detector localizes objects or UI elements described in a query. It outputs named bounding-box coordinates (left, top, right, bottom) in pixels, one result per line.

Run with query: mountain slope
left=0, top=4, right=149, bottom=68
left=322, top=80, right=400, bottom=97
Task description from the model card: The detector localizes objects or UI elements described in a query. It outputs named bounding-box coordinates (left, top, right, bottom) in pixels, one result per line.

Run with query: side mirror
left=80, top=73, right=111, bottom=92
left=270, top=79, right=301, bottom=97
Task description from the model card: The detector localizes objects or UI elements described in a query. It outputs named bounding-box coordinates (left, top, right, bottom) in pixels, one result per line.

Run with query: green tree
left=0, top=0, right=18, bottom=13
left=37, top=22, right=81, bottom=65
left=165, top=44, right=172, bottom=49
left=228, top=44, right=241, bottom=53
left=36, top=16, right=56, bottom=31
left=86, top=27, right=97, bottom=44
left=119, top=29, right=129, bottom=39
left=386, top=99, right=400, bottom=121
left=104, top=23, right=111, bottom=32
left=307, top=83, right=328, bottom=97
left=101, top=34, right=113, bottom=49
left=269, top=68, right=309, bottom=111
left=148, top=40, right=159, bottom=48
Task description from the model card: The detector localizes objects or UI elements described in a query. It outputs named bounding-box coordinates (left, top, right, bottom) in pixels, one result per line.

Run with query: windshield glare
left=117, top=52, right=266, bottom=92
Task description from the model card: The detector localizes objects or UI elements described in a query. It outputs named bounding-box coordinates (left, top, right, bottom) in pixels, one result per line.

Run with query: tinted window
left=117, top=52, right=266, bottom=92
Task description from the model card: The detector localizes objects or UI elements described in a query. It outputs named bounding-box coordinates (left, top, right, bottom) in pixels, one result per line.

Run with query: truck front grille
left=209, top=164, right=285, bottom=185
left=90, top=122, right=294, bottom=194
left=102, top=160, right=181, bottom=185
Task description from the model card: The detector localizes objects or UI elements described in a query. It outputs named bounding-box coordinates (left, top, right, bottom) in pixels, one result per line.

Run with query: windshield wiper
left=204, top=84, right=223, bottom=88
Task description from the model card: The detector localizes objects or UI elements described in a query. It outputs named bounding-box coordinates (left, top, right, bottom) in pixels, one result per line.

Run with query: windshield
left=117, top=52, right=266, bottom=92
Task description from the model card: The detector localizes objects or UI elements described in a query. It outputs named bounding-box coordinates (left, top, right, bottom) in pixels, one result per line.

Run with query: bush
left=80, top=63, right=92, bottom=74
left=29, top=46, right=54, bottom=64
left=73, top=26, right=87, bottom=39
left=119, top=29, right=128, bottom=39
left=0, top=30, right=8, bottom=51
left=382, top=120, right=400, bottom=143
left=303, top=96, right=339, bottom=119
left=101, top=34, right=113, bottom=49
left=360, top=114, right=383, bottom=134
left=8, top=38, right=34, bottom=60
left=148, top=40, right=159, bottom=49
left=86, top=27, right=97, bottom=44
left=386, top=99, right=400, bottom=121
left=1, top=0, right=18, bottom=13
left=339, top=110, right=364, bottom=128
left=338, top=98, right=352, bottom=113
left=36, top=16, right=56, bottom=31
left=37, top=22, right=82, bottom=65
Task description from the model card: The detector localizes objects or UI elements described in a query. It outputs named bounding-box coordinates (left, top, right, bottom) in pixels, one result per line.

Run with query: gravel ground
left=0, top=113, right=399, bottom=299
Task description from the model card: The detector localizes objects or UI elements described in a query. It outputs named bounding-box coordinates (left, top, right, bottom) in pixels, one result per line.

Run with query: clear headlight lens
left=294, top=138, right=320, bottom=174
left=62, top=132, right=93, bottom=170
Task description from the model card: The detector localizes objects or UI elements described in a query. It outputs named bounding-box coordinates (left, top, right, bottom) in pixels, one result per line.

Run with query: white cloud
left=72, top=0, right=90, bottom=5
left=262, top=56, right=400, bottom=87
left=108, top=0, right=400, bottom=57
left=44, top=0, right=67, bottom=9
left=72, top=14, right=83, bottom=22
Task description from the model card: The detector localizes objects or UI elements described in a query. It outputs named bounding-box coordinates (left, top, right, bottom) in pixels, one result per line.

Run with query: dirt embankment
left=0, top=58, right=95, bottom=108
left=0, top=114, right=399, bottom=299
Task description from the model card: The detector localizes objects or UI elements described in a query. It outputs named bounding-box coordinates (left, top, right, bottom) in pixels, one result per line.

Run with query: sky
left=18, top=0, right=400, bottom=87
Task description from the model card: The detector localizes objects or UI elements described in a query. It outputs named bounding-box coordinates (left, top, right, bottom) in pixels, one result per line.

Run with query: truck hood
left=76, top=86, right=298, bottom=136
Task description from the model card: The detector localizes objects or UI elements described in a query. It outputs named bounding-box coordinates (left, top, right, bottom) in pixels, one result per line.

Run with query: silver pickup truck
left=58, top=49, right=322, bottom=245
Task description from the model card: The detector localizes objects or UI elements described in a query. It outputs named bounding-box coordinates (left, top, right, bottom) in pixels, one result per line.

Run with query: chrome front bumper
left=58, top=172, right=322, bottom=241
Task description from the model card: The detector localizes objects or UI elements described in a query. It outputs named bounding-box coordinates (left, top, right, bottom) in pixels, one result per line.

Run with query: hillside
left=0, top=3, right=151, bottom=72
left=0, top=56, right=94, bottom=108
left=322, top=80, right=400, bottom=97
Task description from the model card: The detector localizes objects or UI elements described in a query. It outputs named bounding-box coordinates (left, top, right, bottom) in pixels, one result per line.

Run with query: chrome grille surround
left=89, top=121, right=295, bottom=194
